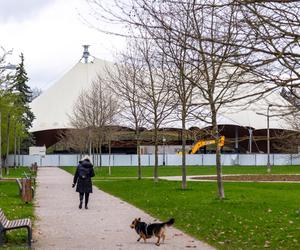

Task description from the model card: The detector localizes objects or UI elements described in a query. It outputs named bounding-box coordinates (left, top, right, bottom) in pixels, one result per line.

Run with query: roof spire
left=82, top=45, right=90, bottom=64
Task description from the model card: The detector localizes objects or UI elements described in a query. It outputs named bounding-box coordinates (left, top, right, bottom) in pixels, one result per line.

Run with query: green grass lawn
left=0, top=167, right=35, bottom=248
left=62, top=165, right=300, bottom=249
left=63, top=165, right=300, bottom=179
left=92, top=179, right=300, bottom=250
left=0, top=181, right=34, bottom=248
left=1, top=166, right=35, bottom=179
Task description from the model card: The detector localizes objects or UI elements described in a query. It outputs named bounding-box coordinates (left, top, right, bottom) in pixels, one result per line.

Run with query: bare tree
left=238, top=1, right=300, bottom=90
left=148, top=7, right=197, bottom=189
left=59, top=129, right=89, bottom=155
left=233, top=2, right=300, bottom=115
left=235, top=1, right=300, bottom=155
left=0, top=48, right=13, bottom=89
left=68, top=76, right=120, bottom=168
left=135, top=37, right=176, bottom=182
left=0, top=48, right=13, bottom=177
left=85, top=0, right=280, bottom=198
left=106, top=45, right=148, bottom=179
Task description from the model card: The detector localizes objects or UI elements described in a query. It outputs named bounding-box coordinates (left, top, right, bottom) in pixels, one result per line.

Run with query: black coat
left=73, top=160, right=95, bottom=193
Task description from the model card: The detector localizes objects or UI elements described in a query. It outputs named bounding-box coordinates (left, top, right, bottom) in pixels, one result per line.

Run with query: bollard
left=21, top=178, right=32, bottom=203
left=31, top=162, right=38, bottom=173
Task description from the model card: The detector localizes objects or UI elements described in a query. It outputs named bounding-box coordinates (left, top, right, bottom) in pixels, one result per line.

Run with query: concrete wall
left=6, top=154, right=300, bottom=167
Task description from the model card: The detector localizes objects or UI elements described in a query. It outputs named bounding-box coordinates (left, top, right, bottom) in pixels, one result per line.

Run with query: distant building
left=30, top=47, right=296, bottom=154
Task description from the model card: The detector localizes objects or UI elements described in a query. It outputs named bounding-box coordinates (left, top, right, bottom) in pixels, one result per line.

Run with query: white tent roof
left=220, top=90, right=291, bottom=130
left=31, top=57, right=292, bottom=132
left=30, top=58, right=114, bottom=132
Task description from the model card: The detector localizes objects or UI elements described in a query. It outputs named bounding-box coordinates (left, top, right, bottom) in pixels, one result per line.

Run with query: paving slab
left=33, top=167, right=214, bottom=250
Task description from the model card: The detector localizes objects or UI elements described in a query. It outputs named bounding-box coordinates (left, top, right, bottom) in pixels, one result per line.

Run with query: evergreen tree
left=13, top=54, right=31, bottom=101
left=12, top=53, right=35, bottom=130
left=10, top=53, right=35, bottom=152
left=0, top=49, right=34, bottom=170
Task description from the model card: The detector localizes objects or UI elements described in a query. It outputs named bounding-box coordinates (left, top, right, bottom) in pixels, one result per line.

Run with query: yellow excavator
left=178, top=136, right=225, bottom=154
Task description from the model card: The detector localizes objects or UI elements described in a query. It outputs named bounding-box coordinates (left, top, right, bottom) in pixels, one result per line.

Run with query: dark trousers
left=79, top=192, right=90, bottom=206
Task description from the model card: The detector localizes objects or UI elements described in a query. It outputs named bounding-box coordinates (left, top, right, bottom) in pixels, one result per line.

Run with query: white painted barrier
left=6, top=154, right=300, bottom=167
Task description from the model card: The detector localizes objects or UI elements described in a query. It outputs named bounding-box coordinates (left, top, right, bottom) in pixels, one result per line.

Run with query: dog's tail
left=163, top=218, right=175, bottom=227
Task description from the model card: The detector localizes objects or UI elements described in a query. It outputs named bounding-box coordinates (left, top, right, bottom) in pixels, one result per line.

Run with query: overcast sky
left=0, top=0, right=125, bottom=90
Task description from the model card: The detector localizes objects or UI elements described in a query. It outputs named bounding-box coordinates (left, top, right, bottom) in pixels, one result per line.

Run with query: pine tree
left=10, top=53, right=35, bottom=153
left=12, top=53, right=35, bottom=130
left=13, top=53, right=31, bottom=102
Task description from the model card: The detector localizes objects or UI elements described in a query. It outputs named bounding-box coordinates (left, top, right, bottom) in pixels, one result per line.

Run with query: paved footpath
left=33, top=167, right=214, bottom=250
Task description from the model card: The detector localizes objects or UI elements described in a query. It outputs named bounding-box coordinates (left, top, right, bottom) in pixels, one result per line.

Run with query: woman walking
left=72, top=156, right=95, bottom=209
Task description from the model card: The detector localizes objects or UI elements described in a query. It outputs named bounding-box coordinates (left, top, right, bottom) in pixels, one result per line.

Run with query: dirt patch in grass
left=191, top=174, right=300, bottom=182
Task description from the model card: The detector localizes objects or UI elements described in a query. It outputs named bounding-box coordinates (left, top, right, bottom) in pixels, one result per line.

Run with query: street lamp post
left=256, top=104, right=273, bottom=173
left=267, top=104, right=273, bottom=173
left=162, top=136, right=166, bottom=166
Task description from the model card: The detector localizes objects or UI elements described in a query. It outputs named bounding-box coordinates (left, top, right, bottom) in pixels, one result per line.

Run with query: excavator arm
left=189, top=136, right=225, bottom=154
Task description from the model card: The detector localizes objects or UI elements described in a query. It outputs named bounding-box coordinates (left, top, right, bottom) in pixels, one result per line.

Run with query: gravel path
left=33, top=167, right=214, bottom=250
left=160, top=175, right=300, bottom=183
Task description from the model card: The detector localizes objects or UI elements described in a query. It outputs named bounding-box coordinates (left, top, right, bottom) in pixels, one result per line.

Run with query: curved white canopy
left=31, top=57, right=292, bottom=133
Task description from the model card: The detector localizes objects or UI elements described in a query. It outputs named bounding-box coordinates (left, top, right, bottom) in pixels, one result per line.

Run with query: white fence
left=6, top=154, right=300, bottom=167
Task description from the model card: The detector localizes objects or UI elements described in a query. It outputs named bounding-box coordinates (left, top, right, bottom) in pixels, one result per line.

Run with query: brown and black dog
left=130, top=218, right=175, bottom=246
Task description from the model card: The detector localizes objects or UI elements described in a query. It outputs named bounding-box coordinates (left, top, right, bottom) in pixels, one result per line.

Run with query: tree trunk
left=108, top=132, right=112, bottom=176
left=154, top=127, right=158, bottom=182
left=92, top=142, right=95, bottom=167
left=5, top=113, right=10, bottom=175
left=13, top=123, right=17, bottom=169
left=88, top=129, right=92, bottom=156
left=95, top=142, right=99, bottom=167
left=181, top=114, right=187, bottom=189
left=136, top=128, right=142, bottom=180
left=99, top=138, right=102, bottom=168
left=18, top=137, right=21, bottom=167
left=211, top=108, right=225, bottom=199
